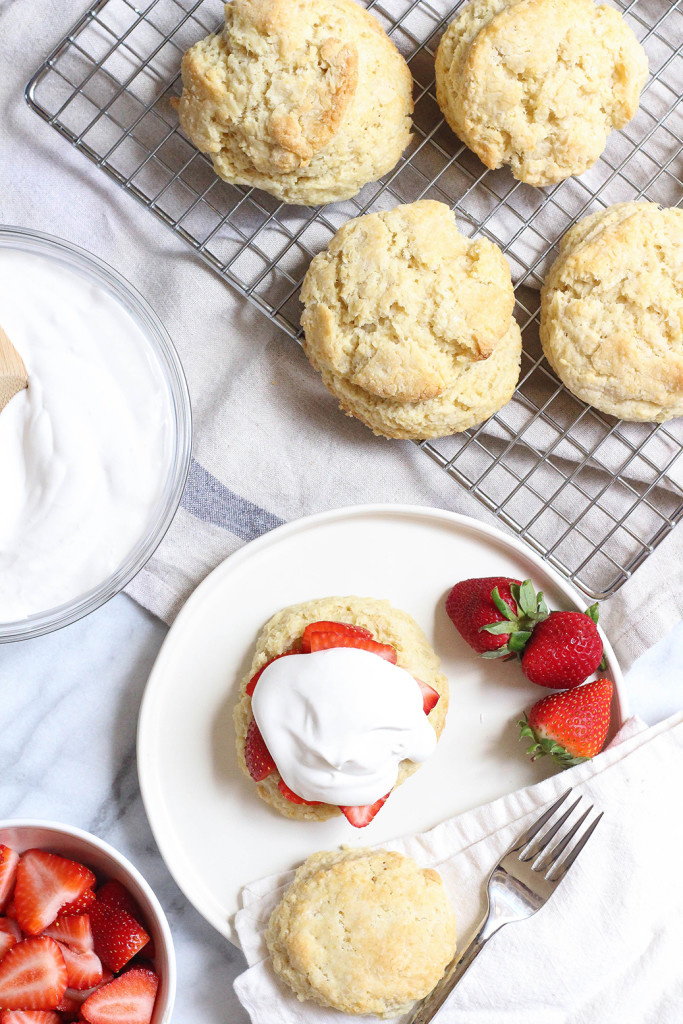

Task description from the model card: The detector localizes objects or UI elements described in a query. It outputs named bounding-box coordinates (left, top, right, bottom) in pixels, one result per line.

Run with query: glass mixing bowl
left=0, top=226, right=192, bottom=642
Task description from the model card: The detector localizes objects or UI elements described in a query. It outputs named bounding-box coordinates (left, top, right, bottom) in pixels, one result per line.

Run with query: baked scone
left=300, top=200, right=522, bottom=439
left=435, top=0, right=648, bottom=186
left=177, top=0, right=413, bottom=206
left=266, top=847, right=457, bottom=1016
left=541, top=202, right=683, bottom=421
left=234, top=596, right=448, bottom=823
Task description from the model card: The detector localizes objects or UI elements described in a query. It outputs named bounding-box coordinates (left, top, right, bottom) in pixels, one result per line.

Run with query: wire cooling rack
left=26, top=0, right=683, bottom=599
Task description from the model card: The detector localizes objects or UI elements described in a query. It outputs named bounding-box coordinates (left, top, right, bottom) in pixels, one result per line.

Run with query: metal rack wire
left=26, top=0, right=683, bottom=599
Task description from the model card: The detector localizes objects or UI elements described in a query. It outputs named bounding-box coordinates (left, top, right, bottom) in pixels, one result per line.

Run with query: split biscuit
left=234, top=595, right=448, bottom=822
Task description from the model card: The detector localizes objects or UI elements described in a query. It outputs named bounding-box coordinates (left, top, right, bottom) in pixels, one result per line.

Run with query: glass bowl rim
left=0, top=225, right=192, bottom=642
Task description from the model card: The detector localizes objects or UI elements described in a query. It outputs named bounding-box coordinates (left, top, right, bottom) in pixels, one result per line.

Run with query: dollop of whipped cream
left=250, top=647, right=437, bottom=806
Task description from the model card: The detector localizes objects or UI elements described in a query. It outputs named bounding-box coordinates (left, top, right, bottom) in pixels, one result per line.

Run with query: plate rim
left=137, top=503, right=627, bottom=945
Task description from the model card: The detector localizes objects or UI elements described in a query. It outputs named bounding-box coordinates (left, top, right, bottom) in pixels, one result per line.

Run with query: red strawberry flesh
left=41, top=914, right=93, bottom=953
left=80, top=967, right=158, bottom=1024
left=0, top=919, right=22, bottom=942
left=308, top=632, right=397, bottom=662
left=414, top=678, right=439, bottom=715
left=0, top=848, right=19, bottom=914
left=55, top=943, right=103, bottom=991
left=89, top=899, right=150, bottom=974
left=301, top=621, right=372, bottom=653
left=1, top=1013, right=62, bottom=1023
left=277, top=779, right=322, bottom=806
left=0, top=930, right=17, bottom=961
left=15, top=852, right=95, bottom=936
left=339, top=793, right=390, bottom=828
left=521, top=611, right=603, bottom=689
left=0, top=937, right=67, bottom=1010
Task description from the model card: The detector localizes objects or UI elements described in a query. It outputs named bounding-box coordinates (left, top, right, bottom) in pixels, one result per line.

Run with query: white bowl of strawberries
left=0, top=821, right=175, bottom=1024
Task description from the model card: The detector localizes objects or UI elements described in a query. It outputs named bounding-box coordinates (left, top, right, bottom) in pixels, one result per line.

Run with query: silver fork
left=407, top=789, right=603, bottom=1024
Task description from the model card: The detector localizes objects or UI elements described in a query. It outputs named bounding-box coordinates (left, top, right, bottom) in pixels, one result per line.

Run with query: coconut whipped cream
left=0, top=247, right=172, bottom=622
left=251, top=647, right=437, bottom=806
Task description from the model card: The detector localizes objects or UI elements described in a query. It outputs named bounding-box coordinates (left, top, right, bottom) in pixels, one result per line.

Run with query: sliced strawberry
left=57, top=970, right=115, bottom=1013
left=301, top=621, right=373, bottom=653
left=0, top=847, right=19, bottom=914
left=277, top=779, right=322, bottom=806
left=94, top=884, right=140, bottom=923
left=5, top=900, right=17, bottom=922
left=0, top=919, right=22, bottom=942
left=244, top=720, right=276, bottom=782
left=42, top=914, right=93, bottom=953
left=0, top=919, right=20, bottom=961
left=89, top=900, right=149, bottom=974
left=339, top=793, right=390, bottom=828
left=15, top=851, right=95, bottom=936
left=80, top=968, right=158, bottom=1024
left=308, top=632, right=398, bottom=663
left=55, top=943, right=103, bottom=991
left=414, top=678, right=440, bottom=715
left=0, top=937, right=67, bottom=1010
left=0, top=1012, right=62, bottom=1024
left=246, top=650, right=299, bottom=696
left=55, top=989, right=84, bottom=1018
left=131, top=938, right=155, bottom=964
left=58, top=890, right=96, bottom=920
left=0, top=929, right=17, bottom=962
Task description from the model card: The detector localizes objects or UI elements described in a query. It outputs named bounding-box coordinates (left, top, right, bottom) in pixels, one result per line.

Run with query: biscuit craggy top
left=435, top=0, right=648, bottom=185
left=301, top=200, right=515, bottom=403
left=178, top=0, right=413, bottom=205
left=541, top=202, right=683, bottom=421
left=266, top=847, right=457, bottom=1016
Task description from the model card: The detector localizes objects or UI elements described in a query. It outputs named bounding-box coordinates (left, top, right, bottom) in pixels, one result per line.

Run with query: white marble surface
left=0, top=594, right=680, bottom=1023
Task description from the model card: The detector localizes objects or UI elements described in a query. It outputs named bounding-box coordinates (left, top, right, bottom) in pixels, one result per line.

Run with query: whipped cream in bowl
left=0, top=227, right=191, bottom=641
left=251, top=647, right=438, bottom=806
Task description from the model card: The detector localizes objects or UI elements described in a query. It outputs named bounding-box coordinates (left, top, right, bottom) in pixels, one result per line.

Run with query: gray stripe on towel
left=181, top=458, right=285, bottom=541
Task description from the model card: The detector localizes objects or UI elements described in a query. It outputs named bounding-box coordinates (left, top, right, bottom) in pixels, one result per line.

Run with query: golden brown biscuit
left=300, top=200, right=522, bottom=439
left=234, top=595, right=448, bottom=822
left=435, top=0, right=648, bottom=186
left=541, top=202, right=683, bottom=420
left=177, top=0, right=413, bottom=205
left=266, top=847, right=457, bottom=1016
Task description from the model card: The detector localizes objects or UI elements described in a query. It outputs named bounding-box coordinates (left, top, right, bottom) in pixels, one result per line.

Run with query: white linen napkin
left=233, top=712, right=683, bottom=1023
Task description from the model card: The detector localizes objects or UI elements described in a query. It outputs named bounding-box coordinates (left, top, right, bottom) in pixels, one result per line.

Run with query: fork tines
left=514, top=789, right=603, bottom=880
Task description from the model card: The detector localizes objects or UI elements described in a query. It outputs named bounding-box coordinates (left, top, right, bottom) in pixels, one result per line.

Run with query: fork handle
left=405, top=913, right=493, bottom=1024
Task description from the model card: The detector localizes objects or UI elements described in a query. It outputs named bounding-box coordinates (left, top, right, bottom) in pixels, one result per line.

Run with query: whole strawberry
left=521, top=607, right=603, bottom=688
left=519, top=677, right=613, bottom=768
left=446, top=577, right=548, bottom=657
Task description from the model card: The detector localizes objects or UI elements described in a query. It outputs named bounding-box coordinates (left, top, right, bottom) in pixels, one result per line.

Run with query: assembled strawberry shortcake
left=234, top=596, right=449, bottom=828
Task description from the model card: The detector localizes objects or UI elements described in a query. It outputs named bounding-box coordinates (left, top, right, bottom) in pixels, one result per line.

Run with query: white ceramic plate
left=137, top=505, right=625, bottom=946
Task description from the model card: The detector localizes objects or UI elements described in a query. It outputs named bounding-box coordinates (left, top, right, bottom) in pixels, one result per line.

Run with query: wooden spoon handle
left=0, top=323, right=28, bottom=413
